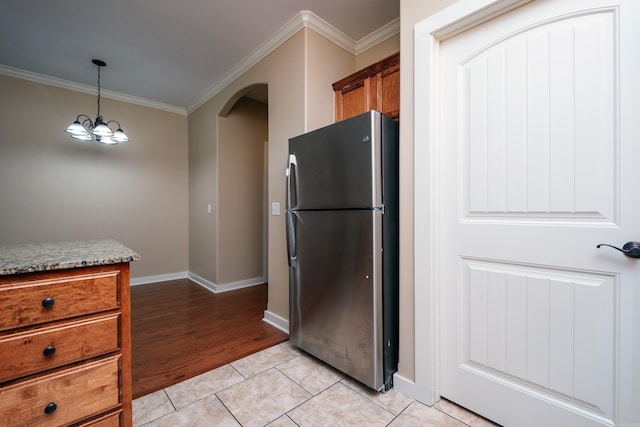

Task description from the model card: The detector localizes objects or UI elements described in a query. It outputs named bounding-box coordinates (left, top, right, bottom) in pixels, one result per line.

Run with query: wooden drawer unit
left=0, top=313, right=120, bottom=382
left=0, top=355, right=120, bottom=426
left=0, top=263, right=132, bottom=427
left=0, top=271, right=119, bottom=332
left=77, top=411, right=122, bottom=427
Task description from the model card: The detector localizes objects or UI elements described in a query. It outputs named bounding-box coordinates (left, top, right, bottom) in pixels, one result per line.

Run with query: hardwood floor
left=130, top=279, right=288, bottom=399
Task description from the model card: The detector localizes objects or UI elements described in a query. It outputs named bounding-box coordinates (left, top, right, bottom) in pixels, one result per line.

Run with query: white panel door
left=434, top=1, right=640, bottom=426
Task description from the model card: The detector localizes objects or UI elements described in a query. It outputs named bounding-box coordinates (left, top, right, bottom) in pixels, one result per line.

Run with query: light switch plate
left=271, top=202, right=280, bottom=216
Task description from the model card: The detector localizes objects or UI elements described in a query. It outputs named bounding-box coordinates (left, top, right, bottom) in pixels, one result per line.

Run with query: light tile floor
left=133, top=342, right=499, bottom=427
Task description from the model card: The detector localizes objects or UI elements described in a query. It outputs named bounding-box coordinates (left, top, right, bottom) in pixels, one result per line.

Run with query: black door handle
left=596, top=242, right=640, bottom=258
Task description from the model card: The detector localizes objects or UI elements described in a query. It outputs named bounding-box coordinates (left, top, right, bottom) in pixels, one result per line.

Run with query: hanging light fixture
left=66, top=59, right=129, bottom=144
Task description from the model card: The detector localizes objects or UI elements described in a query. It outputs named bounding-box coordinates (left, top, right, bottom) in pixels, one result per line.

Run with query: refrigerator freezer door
left=288, top=111, right=382, bottom=210
left=288, top=209, right=384, bottom=390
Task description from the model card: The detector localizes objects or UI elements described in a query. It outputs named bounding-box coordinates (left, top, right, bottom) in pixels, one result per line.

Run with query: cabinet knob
left=43, top=345, right=56, bottom=357
left=44, top=402, right=57, bottom=414
left=41, top=297, right=55, bottom=308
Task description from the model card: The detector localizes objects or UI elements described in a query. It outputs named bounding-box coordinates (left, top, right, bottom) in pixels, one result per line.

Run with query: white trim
left=215, top=276, right=265, bottom=293
left=413, top=0, right=532, bottom=407
left=186, top=11, right=400, bottom=114
left=302, top=11, right=356, bottom=54
left=0, top=64, right=187, bottom=116
left=187, top=272, right=216, bottom=292
left=413, top=9, right=441, bottom=407
left=356, top=18, right=400, bottom=53
left=130, top=271, right=289, bottom=334
left=187, top=10, right=352, bottom=113
left=263, top=310, right=290, bottom=334
left=0, top=11, right=398, bottom=116
left=392, top=372, right=416, bottom=400
left=130, top=271, right=189, bottom=285
left=187, top=272, right=265, bottom=293
left=186, top=11, right=306, bottom=113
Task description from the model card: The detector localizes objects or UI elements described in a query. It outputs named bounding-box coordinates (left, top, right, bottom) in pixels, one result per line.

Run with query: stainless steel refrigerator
left=286, top=110, right=399, bottom=391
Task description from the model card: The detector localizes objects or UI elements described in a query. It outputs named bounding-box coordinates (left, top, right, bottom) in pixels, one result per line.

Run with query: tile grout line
left=214, top=392, right=244, bottom=426
left=136, top=341, right=493, bottom=427
left=163, top=389, right=177, bottom=412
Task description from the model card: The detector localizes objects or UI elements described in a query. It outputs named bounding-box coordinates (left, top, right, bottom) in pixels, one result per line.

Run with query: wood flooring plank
left=130, top=280, right=288, bottom=398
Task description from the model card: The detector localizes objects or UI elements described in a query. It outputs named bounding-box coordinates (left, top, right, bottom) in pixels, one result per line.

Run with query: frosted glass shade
left=66, top=121, right=89, bottom=136
left=92, top=123, right=113, bottom=137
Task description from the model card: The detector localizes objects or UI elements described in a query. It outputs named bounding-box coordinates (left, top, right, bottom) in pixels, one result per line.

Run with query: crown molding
left=302, top=11, right=357, bottom=54
left=186, top=11, right=307, bottom=113
left=0, top=64, right=187, bottom=116
left=187, top=11, right=348, bottom=113
left=0, top=10, right=399, bottom=117
left=187, top=11, right=398, bottom=114
left=356, top=17, right=400, bottom=52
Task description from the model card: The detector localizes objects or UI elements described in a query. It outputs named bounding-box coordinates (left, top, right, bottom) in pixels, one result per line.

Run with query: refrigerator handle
left=286, top=154, right=298, bottom=210
left=285, top=211, right=297, bottom=269
left=286, top=154, right=298, bottom=269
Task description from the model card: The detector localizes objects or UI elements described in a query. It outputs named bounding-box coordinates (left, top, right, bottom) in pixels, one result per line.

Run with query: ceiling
left=0, top=0, right=399, bottom=114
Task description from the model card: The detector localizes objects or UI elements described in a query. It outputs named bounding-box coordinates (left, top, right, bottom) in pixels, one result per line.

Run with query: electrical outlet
left=271, top=202, right=280, bottom=216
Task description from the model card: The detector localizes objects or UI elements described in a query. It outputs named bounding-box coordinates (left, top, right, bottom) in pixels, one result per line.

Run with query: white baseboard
left=393, top=372, right=416, bottom=400
left=130, top=271, right=265, bottom=294
left=186, top=272, right=217, bottom=292
left=130, top=271, right=413, bottom=399
left=187, top=272, right=265, bottom=293
left=216, top=276, right=265, bottom=293
left=130, top=271, right=189, bottom=286
left=263, top=310, right=289, bottom=334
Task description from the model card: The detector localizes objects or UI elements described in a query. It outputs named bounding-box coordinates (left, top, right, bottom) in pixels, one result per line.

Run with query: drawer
left=0, top=355, right=121, bottom=427
left=73, top=410, right=121, bottom=427
left=0, top=271, right=120, bottom=331
left=0, top=313, right=120, bottom=382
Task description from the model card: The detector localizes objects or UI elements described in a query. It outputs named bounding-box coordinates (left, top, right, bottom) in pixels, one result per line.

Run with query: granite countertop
left=0, top=239, right=141, bottom=275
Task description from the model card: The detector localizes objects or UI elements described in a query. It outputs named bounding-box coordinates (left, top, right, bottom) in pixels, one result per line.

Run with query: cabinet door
left=379, top=63, right=399, bottom=120
left=335, top=79, right=373, bottom=122
left=333, top=53, right=400, bottom=122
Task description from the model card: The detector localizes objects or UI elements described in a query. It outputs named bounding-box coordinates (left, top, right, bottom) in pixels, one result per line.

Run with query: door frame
left=413, top=0, right=534, bottom=405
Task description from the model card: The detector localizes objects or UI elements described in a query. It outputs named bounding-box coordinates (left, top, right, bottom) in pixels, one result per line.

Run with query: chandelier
left=65, top=59, right=129, bottom=144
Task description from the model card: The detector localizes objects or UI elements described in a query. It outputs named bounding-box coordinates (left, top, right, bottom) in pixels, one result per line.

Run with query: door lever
left=596, top=242, right=640, bottom=258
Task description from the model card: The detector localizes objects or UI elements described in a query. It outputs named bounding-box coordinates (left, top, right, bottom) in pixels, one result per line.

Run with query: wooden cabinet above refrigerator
left=332, top=52, right=399, bottom=122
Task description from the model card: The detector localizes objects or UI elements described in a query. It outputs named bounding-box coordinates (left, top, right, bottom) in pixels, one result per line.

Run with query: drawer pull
left=44, top=402, right=57, bottom=414
left=43, top=345, right=56, bottom=357
left=41, top=297, right=55, bottom=308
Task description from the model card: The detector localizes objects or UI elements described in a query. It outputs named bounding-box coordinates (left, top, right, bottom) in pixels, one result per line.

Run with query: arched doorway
left=217, top=84, right=269, bottom=287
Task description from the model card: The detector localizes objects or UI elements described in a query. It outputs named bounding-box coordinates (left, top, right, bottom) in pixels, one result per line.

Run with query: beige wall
left=0, top=75, right=189, bottom=279
left=189, top=28, right=383, bottom=320
left=218, top=98, right=268, bottom=284
left=188, top=95, right=220, bottom=281
left=187, top=24, right=403, bottom=364
left=0, top=10, right=455, bottom=386
left=398, top=0, right=457, bottom=382
left=305, top=30, right=355, bottom=129
left=189, top=30, right=307, bottom=313
left=355, top=34, right=400, bottom=70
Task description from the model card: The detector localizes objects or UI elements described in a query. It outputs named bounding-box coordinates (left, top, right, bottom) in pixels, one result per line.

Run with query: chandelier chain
left=96, top=64, right=102, bottom=118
